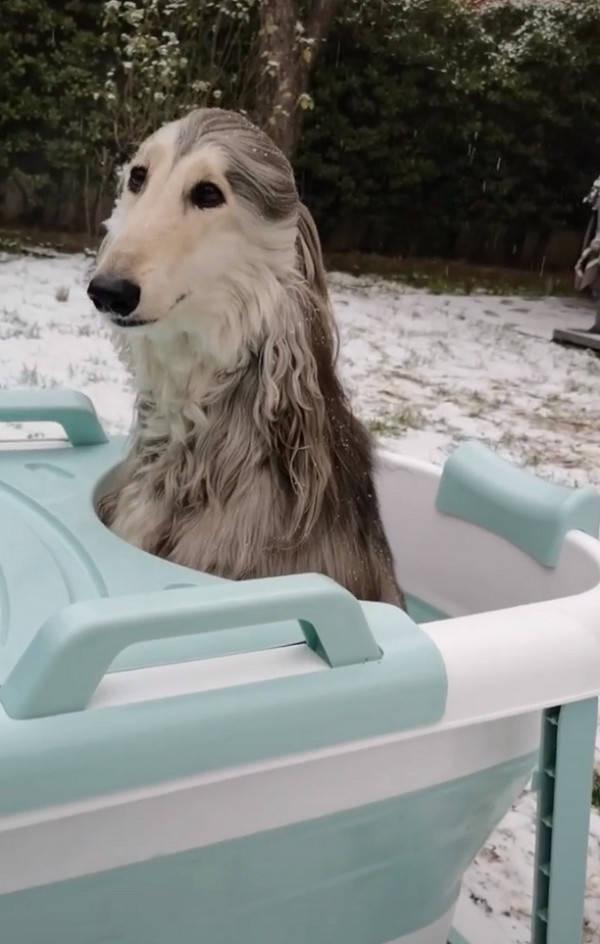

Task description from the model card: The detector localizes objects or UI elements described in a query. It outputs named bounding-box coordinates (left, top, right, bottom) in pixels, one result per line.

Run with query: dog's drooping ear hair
left=249, top=202, right=350, bottom=545
left=296, top=203, right=330, bottom=304
left=294, top=202, right=339, bottom=361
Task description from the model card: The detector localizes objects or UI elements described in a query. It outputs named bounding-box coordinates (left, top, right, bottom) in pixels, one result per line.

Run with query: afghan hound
left=88, top=109, right=404, bottom=607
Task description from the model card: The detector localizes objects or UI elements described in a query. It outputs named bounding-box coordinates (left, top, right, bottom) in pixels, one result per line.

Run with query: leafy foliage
left=1, top=0, right=599, bottom=260
left=0, top=1, right=107, bottom=225
left=100, top=0, right=256, bottom=155
left=297, top=0, right=487, bottom=255
left=0, top=0, right=256, bottom=230
left=298, top=0, right=600, bottom=259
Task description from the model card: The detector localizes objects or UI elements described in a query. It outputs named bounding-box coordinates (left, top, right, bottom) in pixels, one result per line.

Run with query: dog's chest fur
left=101, top=333, right=290, bottom=576
left=99, top=352, right=402, bottom=606
left=99, top=299, right=403, bottom=606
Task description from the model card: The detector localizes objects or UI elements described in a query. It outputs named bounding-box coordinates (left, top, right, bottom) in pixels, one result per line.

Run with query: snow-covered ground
left=0, top=250, right=599, bottom=941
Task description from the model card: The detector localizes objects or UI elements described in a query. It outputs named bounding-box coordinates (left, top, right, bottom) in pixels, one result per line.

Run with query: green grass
left=326, top=251, right=576, bottom=297
left=0, top=225, right=98, bottom=255
left=0, top=234, right=23, bottom=253
left=367, top=405, right=426, bottom=436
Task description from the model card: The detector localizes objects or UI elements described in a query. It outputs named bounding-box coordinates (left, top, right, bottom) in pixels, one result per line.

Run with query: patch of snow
left=331, top=272, right=600, bottom=489
left=0, top=253, right=599, bottom=942
left=0, top=253, right=134, bottom=437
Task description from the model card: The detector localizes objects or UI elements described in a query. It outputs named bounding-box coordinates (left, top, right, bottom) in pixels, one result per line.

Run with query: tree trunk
left=255, top=0, right=339, bottom=158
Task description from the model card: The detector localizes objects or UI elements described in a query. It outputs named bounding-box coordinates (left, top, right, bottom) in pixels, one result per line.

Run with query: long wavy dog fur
left=89, top=109, right=404, bottom=606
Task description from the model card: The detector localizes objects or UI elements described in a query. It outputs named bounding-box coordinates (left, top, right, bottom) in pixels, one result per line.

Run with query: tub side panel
left=1, top=752, right=535, bottom=944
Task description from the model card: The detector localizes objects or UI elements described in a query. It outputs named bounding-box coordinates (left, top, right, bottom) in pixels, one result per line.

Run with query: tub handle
left=0, top=574, right=381, bottom=718
left=437, top=441, right=600, bottom=567
left=0, top=389, right=108, bottom=446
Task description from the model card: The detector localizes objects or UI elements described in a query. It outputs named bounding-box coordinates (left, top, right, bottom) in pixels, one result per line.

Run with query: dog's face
left=88, top=110, right=299, bottom=358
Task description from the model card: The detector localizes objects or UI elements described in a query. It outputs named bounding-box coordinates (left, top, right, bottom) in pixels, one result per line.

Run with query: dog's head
left=88, top=109, right=319, bottom=364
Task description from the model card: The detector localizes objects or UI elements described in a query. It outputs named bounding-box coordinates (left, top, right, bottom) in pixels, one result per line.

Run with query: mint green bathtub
left=0, top=390, right=598, bottom=944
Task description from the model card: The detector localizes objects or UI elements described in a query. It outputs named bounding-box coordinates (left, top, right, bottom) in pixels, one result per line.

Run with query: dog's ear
left=295, top=202, right=339, bottom=360
left=296, top=203, right=329, bottom=302
left=243, top=203, right=340, bottom=542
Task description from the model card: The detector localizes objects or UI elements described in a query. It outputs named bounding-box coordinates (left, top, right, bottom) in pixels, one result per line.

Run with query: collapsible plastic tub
left=0, top=390, right=599, bottom=944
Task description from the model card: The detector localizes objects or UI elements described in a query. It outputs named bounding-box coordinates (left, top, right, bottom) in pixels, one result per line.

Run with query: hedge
left=1, top=0, right=599, bottom=266
left=297, top=0, right=600, bottom=262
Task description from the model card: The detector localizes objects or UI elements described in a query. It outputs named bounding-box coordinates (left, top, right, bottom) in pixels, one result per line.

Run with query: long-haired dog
left=88, top=109, right=404, bottom=606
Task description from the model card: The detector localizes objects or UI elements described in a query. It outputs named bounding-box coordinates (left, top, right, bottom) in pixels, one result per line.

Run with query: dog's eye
left=128, top=165, right=147, bottom=194
left=190, top=181, right=225, bottom=210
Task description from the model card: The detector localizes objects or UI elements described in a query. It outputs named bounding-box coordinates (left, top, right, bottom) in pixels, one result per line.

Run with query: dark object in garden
left=553, top=175, right=600, bottom=352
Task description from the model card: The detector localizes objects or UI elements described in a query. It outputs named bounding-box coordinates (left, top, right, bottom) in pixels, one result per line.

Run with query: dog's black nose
left=87, top=275, right=141, bottom=317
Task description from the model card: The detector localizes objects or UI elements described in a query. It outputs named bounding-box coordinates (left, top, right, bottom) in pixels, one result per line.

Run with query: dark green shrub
left=298, top=0, right=600, bottom=262
left=1, top=0, right=599, bottom=264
